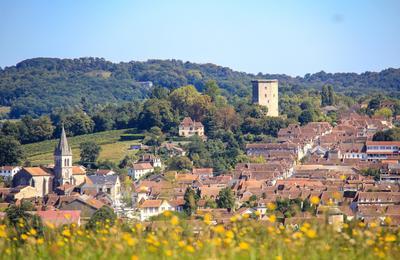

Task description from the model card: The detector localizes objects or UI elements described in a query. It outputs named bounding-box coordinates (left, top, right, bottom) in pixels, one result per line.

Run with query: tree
left=211, top=106, right=240, bottom=132
left=298, top=110, right=314, bottom=125
left=5, top=202, right=43, bottom=237
left=203, top=80, right=221, bottom=101
left=63, top=112, right=94, bottom=136
left=86, top=206, right=117, bottom=230
left=167, top=156, right=193, bottom=171
left=79, top=141, right=101, bottom=167
left=373, top=128, right=400, bottom=141
left=374, top=107, right=393, bottom=119
left=138, top=99, right=176, bottom=131
left=216, top=187, right=235, bottom=210
left=327, top=85, right=335, bottom=105
left=0, top=136, right=24, bottom=165
left=169, top=85, right=212, bottom=121
left=321, top=85, right=329, bottom=107
left=368, top=98, right=381, bottom=112
left=183, top=187, right=198, bottom=216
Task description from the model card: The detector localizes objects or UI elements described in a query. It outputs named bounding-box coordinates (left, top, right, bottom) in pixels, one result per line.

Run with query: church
left=12, top=126, right=87, bottom=197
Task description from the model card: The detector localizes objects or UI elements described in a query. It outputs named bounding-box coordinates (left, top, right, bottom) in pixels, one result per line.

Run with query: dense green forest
left=1, top=57, right=400, bottom=118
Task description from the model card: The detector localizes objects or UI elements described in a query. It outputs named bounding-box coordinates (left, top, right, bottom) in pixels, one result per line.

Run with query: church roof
left=54, top=126, right=72, bottom=156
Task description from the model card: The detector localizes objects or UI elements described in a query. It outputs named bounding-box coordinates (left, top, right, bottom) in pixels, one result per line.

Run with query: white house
left=139, top=200, right=176, bottom=221
left=128, top=163, right=154, bottom=180
left=0, top=166, right=21, bottom=179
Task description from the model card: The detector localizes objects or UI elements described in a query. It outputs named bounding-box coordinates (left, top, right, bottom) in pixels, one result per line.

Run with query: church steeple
left=54, top=125, right=73, bottom=186
left=54, top=125, right=72, bottom=156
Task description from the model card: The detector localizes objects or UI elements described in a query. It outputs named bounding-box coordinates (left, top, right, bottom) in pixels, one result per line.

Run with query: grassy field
left=0, top=213, right=399, bottom=259
left=23, top=129, right=143, bottom=165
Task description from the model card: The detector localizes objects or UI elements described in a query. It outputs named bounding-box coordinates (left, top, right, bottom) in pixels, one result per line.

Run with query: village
left=0, top=80, right=399, bottom=228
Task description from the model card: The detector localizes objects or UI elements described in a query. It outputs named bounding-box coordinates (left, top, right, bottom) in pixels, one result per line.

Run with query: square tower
left=251, top=79, right=279, bottom=117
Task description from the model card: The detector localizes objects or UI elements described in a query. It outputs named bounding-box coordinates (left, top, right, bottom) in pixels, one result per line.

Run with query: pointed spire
left=54, top=125, right=72, bottom=156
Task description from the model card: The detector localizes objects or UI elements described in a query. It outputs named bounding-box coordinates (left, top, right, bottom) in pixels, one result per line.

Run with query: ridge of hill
left=1, top=57, right=399, bottom=118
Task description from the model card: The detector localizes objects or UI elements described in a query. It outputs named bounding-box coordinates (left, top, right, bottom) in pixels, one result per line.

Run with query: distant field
left=23, top=129, right=142, bottom=165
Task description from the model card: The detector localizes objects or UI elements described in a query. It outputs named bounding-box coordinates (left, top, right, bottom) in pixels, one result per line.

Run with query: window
left=106, top=188, right=111, bottom=194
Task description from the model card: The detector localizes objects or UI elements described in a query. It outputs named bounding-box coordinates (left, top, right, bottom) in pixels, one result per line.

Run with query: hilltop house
left=178, top=117, right=205, bottom=137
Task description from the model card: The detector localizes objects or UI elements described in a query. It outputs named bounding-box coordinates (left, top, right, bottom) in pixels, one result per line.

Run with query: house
left=366, top=141, right=400, bottom=161
left=0, top=166, right=21, bottom=179
left=139, top=199, right=183, bottom=221
left=139, top=154, right=162, bottom=168
left=71, top=166, right=87, bottom=185
left=178, top=117, right=205, bottom=137
left=81, top=175, right=121, bottom=203
left=192, top=168, right=213, bottom=178
left=35, top=210, right=81, bottom=227
left=58, top=195, right=105, bottom=219
left=12, top=167, right=52, bottom=197
left=12, top=186, right=38, bottom=200
left=159, top=143, right=186, bottom=157
left=128, top=162, right=154, bottom=180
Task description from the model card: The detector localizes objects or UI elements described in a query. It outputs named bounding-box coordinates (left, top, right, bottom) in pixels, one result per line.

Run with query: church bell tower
left=54, top=125, right=73, bottom=186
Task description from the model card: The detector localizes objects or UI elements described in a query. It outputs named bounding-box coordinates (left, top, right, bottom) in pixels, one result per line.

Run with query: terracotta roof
left=72, top=166, right=86, bottom=175
left=0, top=166, right=19, bottom=171
left=180, top=117, right=203, bottom=128
left=131, top=162, right=153, bottom=170
left=36, top=210, right=80, bottom=226
left=366, top=141, right=400, bottom=146
left=192, top=168, right=213, bottom=175
left=22, top=167, right=51, bottom=176
left=140, top=200, right=163, bottom=208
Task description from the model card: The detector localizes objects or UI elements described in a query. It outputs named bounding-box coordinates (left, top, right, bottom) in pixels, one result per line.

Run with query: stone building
left=178, top=117, right=205, bottom=137
left=251, top=79, right=279, bottom=117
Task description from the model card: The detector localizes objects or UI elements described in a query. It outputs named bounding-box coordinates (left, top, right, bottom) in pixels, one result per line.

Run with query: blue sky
left=0, top=0, right=399, bottom=76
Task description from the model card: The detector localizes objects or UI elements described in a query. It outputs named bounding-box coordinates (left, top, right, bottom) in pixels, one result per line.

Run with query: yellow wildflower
left=20, top=234, right=28, bottom=240
left=213, top=225, right=225, bottom=234
left=171, top=216, right=179, bottom=226
left=163, top=211, right=172, bottom=217
left=310, top=196, right=320, bottom=205
left=204, top=213, right=212, bottom=225
left=276, top=256, right=283, bottom=260
left=131, top=255, right=139, bottom=260
left=305, top=229, right=317, bottom=239
left=226, top=230, right=234, bottom=239
left=62, top=229, right=71, bottom=238
left=384, top=234, right=396, bottom=242
left=165, top=250, right=172, bottom=256
left=267, top=202, right=277, bottom=211
left=36, top=238, right=44, bottom=245
left=185, top=245, right=195, bottom=253
left=239, top=241, right=249, bottom=250
left=29, top=228, right=37, bottom=236
left=268, top=215, right=276, bottom=223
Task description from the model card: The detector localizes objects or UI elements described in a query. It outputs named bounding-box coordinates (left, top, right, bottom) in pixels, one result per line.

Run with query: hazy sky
left=0, top=0, right=399, bottom=76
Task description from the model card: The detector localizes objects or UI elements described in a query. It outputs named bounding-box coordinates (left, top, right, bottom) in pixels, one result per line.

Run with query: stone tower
left=54, top=125, right=73, bottom=186
left=251, top=79, right=279, bottom=117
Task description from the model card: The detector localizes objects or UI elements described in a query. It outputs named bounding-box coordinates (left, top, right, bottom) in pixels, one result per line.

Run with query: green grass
left=23, top=129, right=142, bottom=165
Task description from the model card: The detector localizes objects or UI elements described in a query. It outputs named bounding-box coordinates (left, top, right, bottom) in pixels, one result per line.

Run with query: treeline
left=1, top=57, right=400, bottom=118
left=0, top=82, right=292, bottom=170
